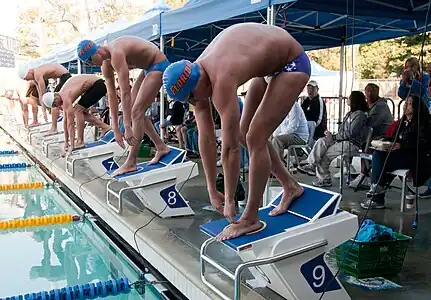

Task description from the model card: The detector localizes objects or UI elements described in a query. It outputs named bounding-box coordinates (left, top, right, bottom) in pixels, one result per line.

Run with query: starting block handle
left=106, top=176, right=176, bottom=214
left=200, top=238, right=328, bottom=300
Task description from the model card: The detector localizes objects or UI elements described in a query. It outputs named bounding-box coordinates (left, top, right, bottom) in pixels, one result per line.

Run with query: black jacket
left=385, top=117, right=431, bottom=186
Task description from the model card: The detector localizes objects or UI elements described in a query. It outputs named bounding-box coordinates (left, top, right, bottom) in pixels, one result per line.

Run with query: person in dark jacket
left=301, top=80, right=327, bottom=141
left=362, top=94, right=431, bottom=209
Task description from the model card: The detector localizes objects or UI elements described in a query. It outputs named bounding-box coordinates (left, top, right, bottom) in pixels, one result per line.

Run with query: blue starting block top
left=76, top=130, right=116, bottom=150
left=200, top=185, right=340, bottom=250
left=107, top=146, right=187, bottom=179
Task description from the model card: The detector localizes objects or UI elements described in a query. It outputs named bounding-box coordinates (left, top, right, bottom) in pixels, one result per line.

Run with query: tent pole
left=159, top=34, right=165, bottom=140
left=338, top=42, right=345, bottom=194
left=263, top=4, right=276, bottom=207
left=77, top=59, right=82, bottom=75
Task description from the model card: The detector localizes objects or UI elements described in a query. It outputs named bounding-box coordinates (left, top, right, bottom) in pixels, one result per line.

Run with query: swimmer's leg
left=82, top=110, right=111, bottom=139
left=47, top=107, right=59, bottom=135
left=19, top=101, right=29, bottom=128
left=218, top=73, right=308, bottom=241
left=75, top=110, right=86, bottom=148
left=27, top=97, right=39, bottom=126
left=132, top=72, right=169, bottom=165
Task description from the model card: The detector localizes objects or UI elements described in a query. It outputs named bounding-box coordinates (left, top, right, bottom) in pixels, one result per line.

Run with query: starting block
left=106, top=146, right=198, bottom=218
left=65, top=130, right=126, bottom=177
left=42, top=126, right=95, bottom=157
left=28, top=116, right=64, bottom=144
left=200, top=184, right=357, bottom=300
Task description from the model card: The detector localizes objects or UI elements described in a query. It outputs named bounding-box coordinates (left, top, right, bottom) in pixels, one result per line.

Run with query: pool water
left=0, top=145, right=161, bottom=299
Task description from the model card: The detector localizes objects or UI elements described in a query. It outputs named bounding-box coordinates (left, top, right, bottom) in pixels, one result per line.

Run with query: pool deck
left=1, top=111, right=431, bottom=300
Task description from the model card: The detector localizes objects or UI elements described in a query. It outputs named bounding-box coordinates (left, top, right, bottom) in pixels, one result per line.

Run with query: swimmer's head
left=17, top=62, right=31, bottom=80
left=77, top=40, right=101, bottom=65
left=42, top=92, right=62, bottom=109
left=163, top=60, right=201, bottom=103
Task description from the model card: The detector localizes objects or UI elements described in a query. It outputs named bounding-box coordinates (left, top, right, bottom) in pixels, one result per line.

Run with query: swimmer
left=76, top=37, right=171, bottom=176
left=18, top=63, right=72, bottom=135
left=22, top=80, right=49, bottom=127
left=41, top=75, right=111, bottom=155
left=163, top=23, right=309, bottom=240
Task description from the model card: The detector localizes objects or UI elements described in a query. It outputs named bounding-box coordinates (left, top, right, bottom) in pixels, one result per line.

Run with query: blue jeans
left=371, top=150, right=410, bottom=203
left=186, top=126, right=199, bottom=152
left=154, top=118, right=171, bottom=135
left=240, top=145, right=249, bottom=169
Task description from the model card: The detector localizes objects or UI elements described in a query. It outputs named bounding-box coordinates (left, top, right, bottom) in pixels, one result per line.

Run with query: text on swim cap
left=80, top=41, right=95, bottom=56
left=170, top=63, right=192, bottom=96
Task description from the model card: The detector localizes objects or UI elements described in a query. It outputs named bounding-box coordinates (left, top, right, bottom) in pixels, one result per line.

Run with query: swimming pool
left=0, top=136, right=163, bottom=299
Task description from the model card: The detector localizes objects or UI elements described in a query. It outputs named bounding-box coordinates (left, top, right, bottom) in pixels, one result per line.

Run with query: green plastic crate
left=138, top=144, right=152, bottom=158
left=335, top=232, right=411, bottom=278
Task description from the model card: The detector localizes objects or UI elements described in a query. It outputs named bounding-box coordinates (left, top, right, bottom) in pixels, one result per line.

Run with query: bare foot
left=269, top=184, right=304, bottom=217
left=44, top=129, right=58, bottom=136
left=100, top=126, right=111, bottom=139
left=216, top=219, right=261, bottom=241
left=29, top=122, right=40, bottom=127
left=111, top=163, right=137, bottom=177
left=148, top=146, right=171, bottom=165
left=74, top=141, right=85, bottom=149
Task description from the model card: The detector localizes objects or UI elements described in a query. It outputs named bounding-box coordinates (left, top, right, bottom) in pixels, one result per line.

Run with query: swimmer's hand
left=124, top=126, right=139, bottom=147
left=114, top=128, right=125, bottom=149
left=209, top=190, right=225, bottom=215
left=224, top=200, right=236, bottom=224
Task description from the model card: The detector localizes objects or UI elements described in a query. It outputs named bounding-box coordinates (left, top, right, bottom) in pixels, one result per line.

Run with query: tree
left=16, top=0, right=147, bottom=58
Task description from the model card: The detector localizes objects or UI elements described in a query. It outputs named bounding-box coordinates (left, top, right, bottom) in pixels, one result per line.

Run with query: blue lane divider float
left=0, top=278, right=130, bottom=300
left=0, top=163, right=31, bottom=170
left=0, top=150, right=18, bottom=156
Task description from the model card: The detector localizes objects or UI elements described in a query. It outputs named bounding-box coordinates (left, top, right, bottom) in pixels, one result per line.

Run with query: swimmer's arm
left=63, top=98, right=75, bottom=150
left=102, top=62, right=120, bottom=129
left=63, top=113, right=69, bottom=146
left=212, top=82, right=241, bottom=204
left=194, top=99, right=218, bottom=195
left=111, top=53, right=132, bottom=129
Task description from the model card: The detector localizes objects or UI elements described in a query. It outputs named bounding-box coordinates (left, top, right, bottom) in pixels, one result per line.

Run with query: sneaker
left=361, top=199, right=385, bottom=209
left=298, top=163, right=316, bottom=176
left=419, top=188, right=431, bottom=199
left=216, top=159, right=222, bottom=167
left=312, top=178, right=332, bottom=187
left=366, top=184, right=386, bottom=198
left=349, top=173, right=370, bottom=189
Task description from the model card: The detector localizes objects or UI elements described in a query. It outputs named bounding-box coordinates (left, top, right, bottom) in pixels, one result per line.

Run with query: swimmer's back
left=198, top=23, right=303, bottom=85
left=108, top=36, right=166, bottom=70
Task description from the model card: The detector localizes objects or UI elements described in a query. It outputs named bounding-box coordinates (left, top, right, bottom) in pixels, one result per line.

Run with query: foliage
left=309, top=33, right=431, bottom=79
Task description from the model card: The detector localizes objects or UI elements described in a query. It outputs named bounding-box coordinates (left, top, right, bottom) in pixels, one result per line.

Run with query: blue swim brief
left=265, top=51, right=311, bottom=82
left=145, top=59, right=170, bottom=75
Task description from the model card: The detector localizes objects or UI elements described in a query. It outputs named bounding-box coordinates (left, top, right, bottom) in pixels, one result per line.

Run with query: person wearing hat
left=17, top=63, right=72, bottom=135
left=301, top=80, right=327, bottom=143
left=162, top=23, right=309, bottom=241
left=76, top=36, right=171, bottom=176
left=41, top=74, right=111, bottom=156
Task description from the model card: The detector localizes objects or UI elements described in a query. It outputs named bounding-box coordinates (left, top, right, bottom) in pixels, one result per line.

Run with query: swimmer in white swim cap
left=163, top=23, right=310, bottom=240
left=41, top=74, right=111, bottom=155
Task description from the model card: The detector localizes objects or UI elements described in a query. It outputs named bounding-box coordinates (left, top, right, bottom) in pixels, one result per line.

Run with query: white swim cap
left=42, top=92, right=55, bottom=108
left=17, top=62, right=30, bottom=80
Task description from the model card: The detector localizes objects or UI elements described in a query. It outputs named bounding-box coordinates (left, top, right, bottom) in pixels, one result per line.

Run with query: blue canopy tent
left=161, top=0, right=431, bottom=61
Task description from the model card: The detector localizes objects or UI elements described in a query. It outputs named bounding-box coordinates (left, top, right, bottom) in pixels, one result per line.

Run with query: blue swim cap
left=77, top=40, right=99, bottom=62
left=163, top=60, right=200, bottom=102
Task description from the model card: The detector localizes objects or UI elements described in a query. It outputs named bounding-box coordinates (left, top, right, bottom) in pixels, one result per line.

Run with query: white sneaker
left=349, top=174, right=370, bottom=188
left=216, top=159, right=222, bottom=167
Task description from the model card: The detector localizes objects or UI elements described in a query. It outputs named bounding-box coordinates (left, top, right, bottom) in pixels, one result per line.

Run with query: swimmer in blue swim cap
left=17, top=63, right=71, bottom=134
left=163, top=23, right=310, bottom=241
left=77, top=36, right=170, bottom=176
